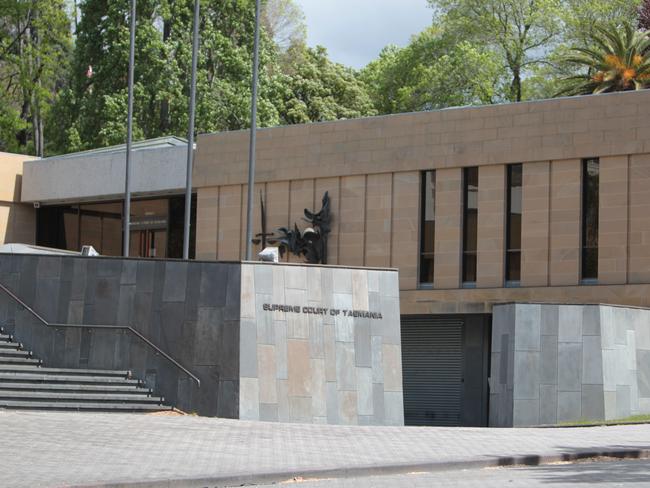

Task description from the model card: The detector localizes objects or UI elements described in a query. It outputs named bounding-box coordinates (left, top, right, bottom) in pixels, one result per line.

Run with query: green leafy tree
left=361, top=27, right=503, bottom=114
left=278, top=45, right=376, bottom=124
left=522, top=0, right=642, bottom=99
left=0, top=0, right=71, bottom=155
left=429, top=0, right=562, bottom=102
left=557, top=22, right=650, bottom=95
left=49, top=0, right=284, bottom=153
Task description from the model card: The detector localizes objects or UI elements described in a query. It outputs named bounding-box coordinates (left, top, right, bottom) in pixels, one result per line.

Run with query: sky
left=294, top=0, right=433, bottom=69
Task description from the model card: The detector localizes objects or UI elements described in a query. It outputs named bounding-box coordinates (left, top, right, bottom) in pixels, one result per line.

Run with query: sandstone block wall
left=238, top=262, right=404, bottom=425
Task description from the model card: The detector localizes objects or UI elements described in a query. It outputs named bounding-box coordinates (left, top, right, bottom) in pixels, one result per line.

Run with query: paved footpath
left=1, top=410, right=650, bottom=488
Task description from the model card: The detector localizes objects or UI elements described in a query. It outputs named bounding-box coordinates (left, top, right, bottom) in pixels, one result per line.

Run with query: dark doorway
left=401, top=314, right=491, bottom=427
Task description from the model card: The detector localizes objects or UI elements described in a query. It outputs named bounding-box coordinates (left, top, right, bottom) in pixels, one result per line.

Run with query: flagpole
left=183, top=0, right=201, bottom=260
left=245, top=0, right=261, bottom=261
left=123, top=0, right=136, bottom=257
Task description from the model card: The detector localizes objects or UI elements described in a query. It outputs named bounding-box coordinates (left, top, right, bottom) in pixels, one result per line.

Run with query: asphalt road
left=253, top=458, right=650, bottom=487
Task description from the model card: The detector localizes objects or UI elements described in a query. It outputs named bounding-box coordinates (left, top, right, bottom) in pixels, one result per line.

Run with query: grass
left=557, top=414, right=650, bottom=427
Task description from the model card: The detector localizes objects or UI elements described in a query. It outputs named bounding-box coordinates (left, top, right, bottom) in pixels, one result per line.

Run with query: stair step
left=0, top=350, right=31, bottom=358
left=0, top=334, right=13, bottom=341
left=0, top=342, right=23, bottom=350
left=0, top=372, right=141, bottom=385
left=0, top=365, right=130, bottom=377
left=0, top=400, right=170, bottom=412
left=0, top=357, right=40, bottom=365
left=0, top=382, right=147, bottom=393
left=0, top=391, right=162, bottom=403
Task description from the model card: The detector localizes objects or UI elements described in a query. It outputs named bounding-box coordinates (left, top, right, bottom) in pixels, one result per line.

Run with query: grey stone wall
left=490, top=303, right=650, bottom=426
left=239, top=262, right=404, bottom=425
left=600, top=306, right=650, bottom=419
left=0, top=253, right=240, bottom=416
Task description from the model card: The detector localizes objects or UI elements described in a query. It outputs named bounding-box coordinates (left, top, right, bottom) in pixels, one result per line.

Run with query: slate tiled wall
left=238, top=262, right=404, bottom=425
left=0, top=254, right=240, bottom=416
left=490, top=303, right=650, bottom=426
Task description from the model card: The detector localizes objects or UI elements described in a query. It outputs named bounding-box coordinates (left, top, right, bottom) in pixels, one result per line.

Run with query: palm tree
left=557, top=22, right=650, bottom=96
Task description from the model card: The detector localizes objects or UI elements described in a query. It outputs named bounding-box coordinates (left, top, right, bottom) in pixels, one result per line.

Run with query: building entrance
left=401, top=314, right=491, bottom=427
left=129, top=229, right=167, bottom=258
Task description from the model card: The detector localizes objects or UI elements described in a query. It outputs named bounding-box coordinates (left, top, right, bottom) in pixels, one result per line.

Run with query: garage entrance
left=401, top=314, right=491, bottom=427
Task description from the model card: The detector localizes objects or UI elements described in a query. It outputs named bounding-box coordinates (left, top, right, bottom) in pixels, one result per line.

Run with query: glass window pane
left=63, top=209, right=79, bottom=251
left=463, top=210, right=478, bottom=252
left=463, top=252, right=477, bottom=283
left=80, top=202, right=122, bottom=254
left=506, top=250, right=521, bottom=282
left=506, top=164, right=523, bottom=284
left=581, top=159, right=599, bottom=280
left=582, top=247, right=598, bottom=280
left=420, top=256, right=434, bottom=283
left=462, top=167, right=478, bottom=283
left=80, top=214, right=102, bottom=251
left=419, top=171, right=436, bottom=284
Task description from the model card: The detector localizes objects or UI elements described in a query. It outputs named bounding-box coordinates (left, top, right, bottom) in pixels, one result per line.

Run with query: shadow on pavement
left=521, top=456, right=650, bottom=484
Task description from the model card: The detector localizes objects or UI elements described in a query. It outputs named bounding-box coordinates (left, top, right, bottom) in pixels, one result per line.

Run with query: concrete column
left=521, top=161, right=550, bottom=287
left=598, top=155, right=628, bottom=284
left=338, top=175, right=366, bottom=266
left=365, top=173, right=392, bottom=268
left=477, top=165, right=506, bottom=287
left=217, top=184, right=243, bottom=260
left=391, top=171, right=419, bottom=291
left=195, top=186, right=219, bottom=259
left=549, top=159, right=581, bottom=286
left=434, top=168, right=462, bottom=289
left=629, top=154, right=650, bottom=283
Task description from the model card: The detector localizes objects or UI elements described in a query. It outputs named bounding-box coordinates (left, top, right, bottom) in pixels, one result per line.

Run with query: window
left=506, top=164, right=522, bottom=284
left=582, top=158, right=599, bottom=281
left=462, top=167, right=479, bottom=285
left=36, top=196, right=197, bottom=259
left=419, top=171, right=436, bottom=284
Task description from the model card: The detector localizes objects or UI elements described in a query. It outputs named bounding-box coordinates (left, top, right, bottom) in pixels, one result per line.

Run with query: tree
left=360, top=27, right=503, bottom=114
left=520, top=0, right=642, bottom=99
left=48, top=0, right=286, bottom=154
left=262, top=0, right=306, bottom=51
left=0, top=0, right=71, bottom=155
left=429, top=0, right=562, bottom=102
left=557, top=22, right=650, bottom=95
left=278, top=45, right=376, bottom=124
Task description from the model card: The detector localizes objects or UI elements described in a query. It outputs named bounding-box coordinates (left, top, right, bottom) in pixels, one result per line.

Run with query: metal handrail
left=0, top=281, right=200, bottom=388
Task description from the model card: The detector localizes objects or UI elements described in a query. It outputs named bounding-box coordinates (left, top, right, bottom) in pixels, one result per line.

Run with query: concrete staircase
left=0, top=327, right=172, bottom=412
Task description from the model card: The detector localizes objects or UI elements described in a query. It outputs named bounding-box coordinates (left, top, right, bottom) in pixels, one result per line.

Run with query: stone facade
left=238, top=262, right=404, bottom=425
left=0, top=253, right=403, bottom=425
left=191, top=90, right=650, bottom=315
left=0, top=253, right=240, bottom=417
left=490, top=303, right=650, bottom=427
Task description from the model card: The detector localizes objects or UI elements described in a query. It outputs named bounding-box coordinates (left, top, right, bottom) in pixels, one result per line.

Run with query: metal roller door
left=401, top=315, right=464, bottom=426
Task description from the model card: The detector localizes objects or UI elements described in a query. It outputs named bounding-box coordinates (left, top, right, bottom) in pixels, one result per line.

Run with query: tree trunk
left=511, top=67, right=522, bottom=102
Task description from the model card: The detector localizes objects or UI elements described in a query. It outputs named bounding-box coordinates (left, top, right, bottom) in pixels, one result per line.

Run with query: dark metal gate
left=401, top=314, right=490, bottom=427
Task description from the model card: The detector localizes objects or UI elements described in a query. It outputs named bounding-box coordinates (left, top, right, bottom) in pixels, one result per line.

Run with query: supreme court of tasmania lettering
left=4, top=89, right=650, bottom=427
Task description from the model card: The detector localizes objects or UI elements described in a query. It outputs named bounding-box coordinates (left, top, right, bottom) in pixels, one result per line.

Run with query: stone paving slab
left=1, top=410, right=650, bottom=488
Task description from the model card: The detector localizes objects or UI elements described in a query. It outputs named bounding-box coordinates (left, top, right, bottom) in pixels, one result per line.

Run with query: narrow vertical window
left=419, top=170, right=436, bottom=284
left=582, top=158, right=599, bottom=281
left=506, top=164, right=523, bottom=284
left=462, top=167, right=479, bottom=285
